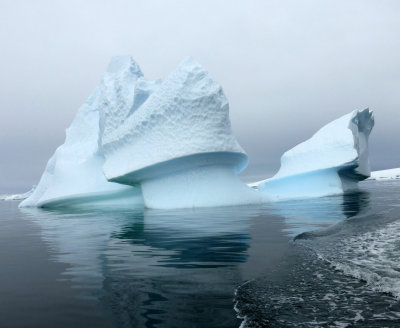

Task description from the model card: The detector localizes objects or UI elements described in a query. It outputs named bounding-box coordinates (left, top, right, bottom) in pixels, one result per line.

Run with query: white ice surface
left=369, top=168, right=400, bottom=180
left=102, top=57, right=248, bottom=183
left=99, top=56, right=161, bottom=147
left=255, top=109, right=374, bottom=200
left=20, top=58, right=143, bottom=208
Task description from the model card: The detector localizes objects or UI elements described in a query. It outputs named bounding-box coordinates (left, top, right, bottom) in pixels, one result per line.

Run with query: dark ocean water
left=236, top=180, right=400, bottom=327
left=0, top=180, right=399, bottom=327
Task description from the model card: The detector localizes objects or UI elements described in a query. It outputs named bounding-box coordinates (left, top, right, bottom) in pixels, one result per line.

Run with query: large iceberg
left=21, top=56, right=259, bottom=209
left=254, top=109, right=374, bottom=200
left=101, top=57, right=260, bottom=209
left=20, top=58, right=144, bottom=208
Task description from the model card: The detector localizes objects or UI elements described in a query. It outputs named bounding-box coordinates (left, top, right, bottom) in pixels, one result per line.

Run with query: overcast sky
left=0, top=0, right=399, bottom=192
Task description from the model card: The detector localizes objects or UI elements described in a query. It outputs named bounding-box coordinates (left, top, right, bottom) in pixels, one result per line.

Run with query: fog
left=0, top=0, right=399, bottom=191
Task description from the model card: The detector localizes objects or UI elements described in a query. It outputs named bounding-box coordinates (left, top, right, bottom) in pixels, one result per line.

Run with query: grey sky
left=0, top=0, right=399, bottom=192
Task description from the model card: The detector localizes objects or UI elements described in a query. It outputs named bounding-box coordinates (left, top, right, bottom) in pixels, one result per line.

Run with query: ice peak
left=179, top=56, right=200, bottom=66
left=351, top=108, right=374, bottom=134
left=174, top=56, right=208, bottom=75
left=106, top=55, right=143, bottom=77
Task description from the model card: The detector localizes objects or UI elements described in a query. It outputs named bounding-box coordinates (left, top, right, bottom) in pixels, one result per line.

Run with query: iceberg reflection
left=269, top=190, right=370, bottom=236
left=20, top=205, right=264, bottom=327
left=18, top=191, right=370, bottom=326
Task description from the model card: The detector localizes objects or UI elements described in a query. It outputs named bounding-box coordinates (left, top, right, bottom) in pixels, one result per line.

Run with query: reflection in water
left=268, top=190, right=370, bottom=236
left=20, top=206, right=264, bottom=327
left=19, top=191, right=371, bottom=327
left=341, top=190, right=370, bottom=218
left=113, top=208, right=261, bottom=267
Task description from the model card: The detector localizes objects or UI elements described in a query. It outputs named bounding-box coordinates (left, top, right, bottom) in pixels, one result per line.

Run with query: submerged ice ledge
left=20, top=55, right=375, bottom=209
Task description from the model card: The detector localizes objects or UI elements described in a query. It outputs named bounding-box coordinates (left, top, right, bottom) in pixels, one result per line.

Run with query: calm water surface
left=0, top=180, right=399, bottom=327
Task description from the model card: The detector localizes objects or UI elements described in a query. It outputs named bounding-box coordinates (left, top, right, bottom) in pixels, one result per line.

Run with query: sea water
left=236, top=180, right=400, bottom=327
left=0, top=180, right=399, bottom=327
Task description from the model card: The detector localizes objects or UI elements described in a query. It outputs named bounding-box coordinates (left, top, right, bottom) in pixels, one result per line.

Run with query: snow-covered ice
left=102, top=57, right=248, bottom=180
left=369, top=168, right=400, bottom=180
left=254, top=109, right=374, bottom=200
left=99, top=56, right=161, bottom=147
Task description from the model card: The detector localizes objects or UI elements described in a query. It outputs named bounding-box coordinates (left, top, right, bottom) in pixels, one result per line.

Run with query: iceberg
left=1, top=187, right=35, bottom=201
left=369, top=168, right=400, bottom=180
left=20, top=55, right=376, bottom=209
left=101, top=57, right=260, bottom=209
left=20, top=57, right=144, bottom=208
left=254, top=109, right=374, bottom=200
left=20, top=56, right=258, bottom=209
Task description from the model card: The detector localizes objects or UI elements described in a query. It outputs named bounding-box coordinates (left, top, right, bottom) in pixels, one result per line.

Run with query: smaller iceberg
left=369, top=168, right=400, bottom=180
left=1, top=187, right=35, bottom=201
left=254, top=109, right=374, bottom=200
left=101, top=57, right=260, bottom=209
